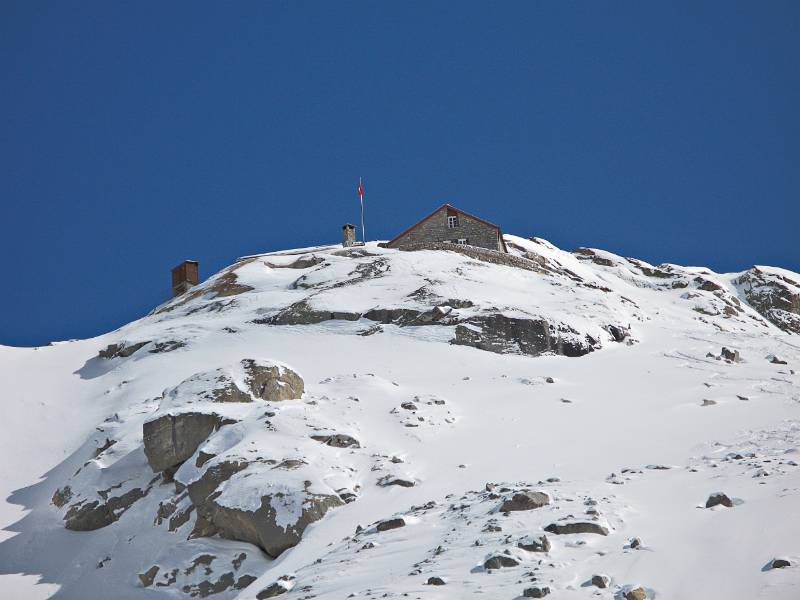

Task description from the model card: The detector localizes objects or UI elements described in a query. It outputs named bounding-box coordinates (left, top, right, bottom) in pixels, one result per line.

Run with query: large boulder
left=241, top=359, right=304, bottom=401
left=187, top=461, right=343, bottom=558
left=452, top=314, right=597, bottom=357
left=143, top=412, right=236, bottom=473
left=544, top=521, right=609, bottom=536
left=500, top=491, right=550, bottom=512
left=163, top=359, right=305, bottom=404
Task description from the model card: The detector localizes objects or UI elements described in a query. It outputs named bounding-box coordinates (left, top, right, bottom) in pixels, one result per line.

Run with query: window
left=456, top=238, right=468, bottom=245
left=447, top=215, right=459, bottom=228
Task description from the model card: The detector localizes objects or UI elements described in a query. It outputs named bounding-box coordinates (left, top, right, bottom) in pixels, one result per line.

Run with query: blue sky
left=1, top=1, right=798, bottom=347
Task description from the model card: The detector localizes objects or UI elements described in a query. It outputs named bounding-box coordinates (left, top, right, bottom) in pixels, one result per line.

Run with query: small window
left=447, top=215, right=459, bottom=228
left=456, top=238, right=468, bottom=245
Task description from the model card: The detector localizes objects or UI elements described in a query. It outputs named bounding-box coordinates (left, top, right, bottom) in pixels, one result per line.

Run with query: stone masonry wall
left=388, top=207, right=503, bottom=252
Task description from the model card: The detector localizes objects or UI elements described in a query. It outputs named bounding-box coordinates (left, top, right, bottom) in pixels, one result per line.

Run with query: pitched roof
left=386, top=204, right=507, bottom=252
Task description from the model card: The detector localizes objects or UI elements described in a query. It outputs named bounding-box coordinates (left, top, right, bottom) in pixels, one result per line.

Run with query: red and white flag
left=357, top=178, right=364, bottom=200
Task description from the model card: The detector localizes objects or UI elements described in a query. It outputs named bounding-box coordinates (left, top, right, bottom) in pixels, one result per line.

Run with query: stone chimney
left=171, top=260, right=199, bottom=297
left=342, top=223, right=356, bottom=247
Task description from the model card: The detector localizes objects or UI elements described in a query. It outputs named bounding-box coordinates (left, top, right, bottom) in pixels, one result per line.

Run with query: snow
left=1, top=237, right=799, bottom=599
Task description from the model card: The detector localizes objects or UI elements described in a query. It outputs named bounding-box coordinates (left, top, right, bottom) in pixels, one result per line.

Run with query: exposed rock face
left=452, top=315, right=596, bottom=357
left=187, top=462, right=343, bottom=558
left=143, top=412, right=236, bottom=473
left=98, top=340, right=150, bottom=359
left=262, top=300, right=361, bottom=325
left=164, top=359, right=305, bottom=404
left=544, top=521, right=609, bottom=536
left=591, top=574, right=610, bottom=588
left=51, top=486, right=73, bottom=508
left=500, top=491, right=550, bottom=512
left=427, top=576, right=446, bottom=585
left=241, top=359, right=305, bottom=401
left=736, top=267, right=800, bottom=333
left=706, top=492, right=733, bottom=508
left=523, top=586, right=550, bottom=598
left=64, top=487, right=147, bottom=531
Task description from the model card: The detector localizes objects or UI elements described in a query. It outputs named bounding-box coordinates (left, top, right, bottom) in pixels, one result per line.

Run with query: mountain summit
left=1, top=236, right=799, bottom=599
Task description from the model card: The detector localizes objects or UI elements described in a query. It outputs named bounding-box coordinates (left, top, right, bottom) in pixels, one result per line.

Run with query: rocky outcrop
left=376, top=517, right=406, bottom=532
left=736, top=267, right=800, bottom=333
left=500, top=491, right=550, bottom=512
left=518, top=535, right=550, bottom=552
left=64, top=486, right=147, bottom=531
left=187, top=461, right=343, bottom=558
left=310, top=433, right=360, bottom=448
left=523, top=586, right=550, bottom=598
left=452, top=314, right=596, bottom=357
left=544, top=521, right=609, bottom=536
left=705, top=492, right=733, bottom=508
left=143, top=412, right=236, bottom=472
left=625, top=587, right=648, bottom=600
left=484, top=554, right=520, bottom=569
left=241, top=359, right=305, bottom=401
left=591, top=574, right=610, bottom=588
left=164, top=359, right=305, bottom=404
left=769, top=558, right=791, bottom=569
left=261, top=300, right=361, bottom=325
left=98, top=340, right=150, bottom=359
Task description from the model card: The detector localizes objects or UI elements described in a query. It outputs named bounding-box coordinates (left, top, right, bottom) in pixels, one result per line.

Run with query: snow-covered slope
left=1, top=236, right=799, bottom=600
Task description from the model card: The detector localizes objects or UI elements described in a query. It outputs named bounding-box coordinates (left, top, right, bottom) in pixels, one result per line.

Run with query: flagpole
left=359, top=177, right=366, bottom=244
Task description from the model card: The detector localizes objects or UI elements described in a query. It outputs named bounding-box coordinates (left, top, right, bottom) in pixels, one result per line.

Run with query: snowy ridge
left=0, top=235, right=799, bottom=599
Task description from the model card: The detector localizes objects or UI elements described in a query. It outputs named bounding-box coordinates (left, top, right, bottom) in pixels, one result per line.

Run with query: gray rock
left=500, top=491, right=550, bottom=512
left=518, top=535, right=551, bottom=553
left=138, top=565, right=160, bottom=587
left=310, top=433, right=360, bottom=448
left=143, top=412, right=236, bottom=472
left=452, top=314, right=596, bottom=358
left=186, top=459, right=340, bottom=557
left=768, top=354, right=788, bottom=365
left=256, top=581, right=290, bottom=598
left=701, top=399, right=717, bottom=406
left=770, top=558, right=791, bottom=569
left=484, top=554, right=520, bottom=569
left=523, top=586, right=550, bottom=598
left=377, top=476, right=415, bottom=488
left=625, top=587, right=647, bottom=600
left=51, top=486, right=72, bottom=508
left=426, top=576, right=446, bottom=585
left=242, top=359, right=304, bottom=401
left=720, top=347, right=741, bottom=363
left=99, top=340, right=150, bottom=359
left=629, top=537, right=642, bottom=549
left=376, top=517, right=406, bottom=532
left=64, top=487, right=147, bottom=531
left=262, top=300, right=361, bottom=325
left=706, top=492, right=733, bottom=508
left=735, top=267, right=800, bottom=334
left=591, top=574, right=610, bottom=588
left=544, top=521, right=609, bottom=536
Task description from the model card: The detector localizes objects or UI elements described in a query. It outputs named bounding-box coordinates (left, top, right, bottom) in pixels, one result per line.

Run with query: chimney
left=171, top=260, right=199, bottom=297
left=342, top=223, right=356, bottom=247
